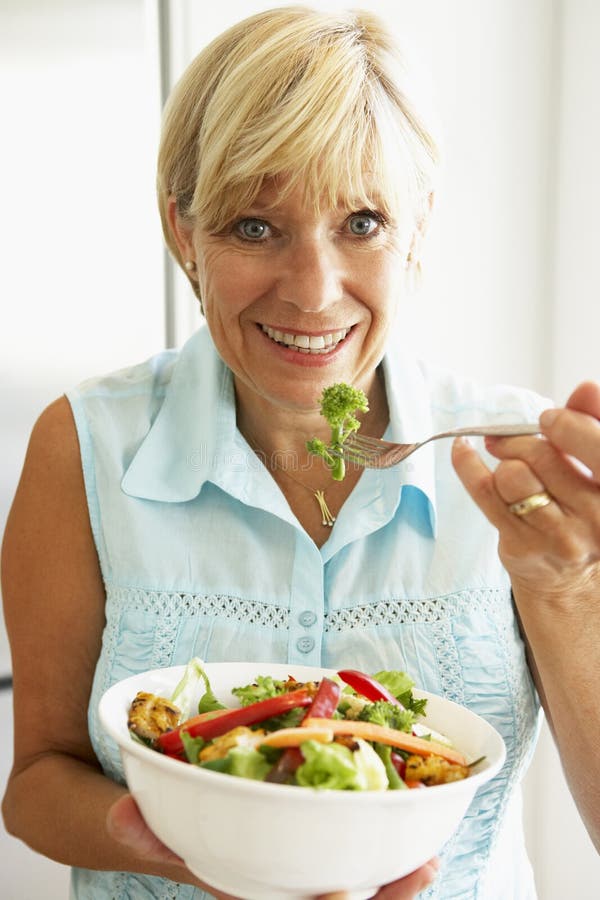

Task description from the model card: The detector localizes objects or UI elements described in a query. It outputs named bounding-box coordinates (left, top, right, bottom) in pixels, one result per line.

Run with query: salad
left=127, top=659, right=477, bottom=791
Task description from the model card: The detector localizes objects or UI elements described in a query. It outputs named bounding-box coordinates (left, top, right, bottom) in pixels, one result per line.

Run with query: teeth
left=261, top=325, right=350, bottom=353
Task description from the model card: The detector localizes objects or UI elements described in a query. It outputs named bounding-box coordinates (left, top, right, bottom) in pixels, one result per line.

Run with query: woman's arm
left=0, top=397, right=206, bottom=886
left=452, top=381, right=600, bottom=851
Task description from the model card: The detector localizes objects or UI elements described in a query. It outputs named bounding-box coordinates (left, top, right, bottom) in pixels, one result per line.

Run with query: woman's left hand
left=451, top=380, right=600, bottom=850
left=451, top=380, right=600, bottom=602
left=318, top=859, right=440, bottom=899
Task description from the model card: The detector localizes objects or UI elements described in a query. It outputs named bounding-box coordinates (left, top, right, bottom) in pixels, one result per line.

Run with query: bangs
left=194, top=114, right=404, bottom=233
left=187, top=15, right=437, bottom=234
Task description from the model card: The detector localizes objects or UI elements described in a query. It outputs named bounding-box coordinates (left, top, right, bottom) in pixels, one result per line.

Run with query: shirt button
left=296, top=636, right=315, bottom=654
left=298, top=610, right=317, bottom=627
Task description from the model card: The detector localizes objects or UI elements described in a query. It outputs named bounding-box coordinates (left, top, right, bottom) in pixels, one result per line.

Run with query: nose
left=276, top=238, right=344, bottom=312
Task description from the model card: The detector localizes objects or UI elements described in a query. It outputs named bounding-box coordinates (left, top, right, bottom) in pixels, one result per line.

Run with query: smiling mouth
left=260, top=325, right=351, bottom=354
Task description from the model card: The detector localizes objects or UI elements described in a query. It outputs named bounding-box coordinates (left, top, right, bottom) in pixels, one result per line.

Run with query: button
left=298, top=610, right=317, bottom=627
left=296, top=636, right=315, bottom=654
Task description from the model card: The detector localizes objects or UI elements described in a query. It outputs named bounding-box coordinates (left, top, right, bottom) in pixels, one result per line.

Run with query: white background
left=0, top=1, right=598, bottom=898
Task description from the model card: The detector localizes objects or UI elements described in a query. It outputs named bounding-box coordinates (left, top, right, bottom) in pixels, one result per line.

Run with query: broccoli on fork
left=306, top=383, right=369, bottom=481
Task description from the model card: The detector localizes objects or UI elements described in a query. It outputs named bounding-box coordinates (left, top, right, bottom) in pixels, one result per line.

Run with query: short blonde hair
left=157, top=5, right=440, bottom=284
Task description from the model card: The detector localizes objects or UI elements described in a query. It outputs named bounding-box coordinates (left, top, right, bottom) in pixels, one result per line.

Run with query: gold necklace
left=245, top=435, right=336, bottom=527
left=274, top=463, right=337, bottom=527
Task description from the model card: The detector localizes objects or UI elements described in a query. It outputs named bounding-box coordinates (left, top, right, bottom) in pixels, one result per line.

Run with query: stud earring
left=185, top=260, right=197, bottom=273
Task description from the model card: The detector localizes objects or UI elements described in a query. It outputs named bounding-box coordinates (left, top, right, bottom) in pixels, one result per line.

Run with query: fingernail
left=454, top=436, right=472, bottom=448
left=540, top=409, right=558, bottom=428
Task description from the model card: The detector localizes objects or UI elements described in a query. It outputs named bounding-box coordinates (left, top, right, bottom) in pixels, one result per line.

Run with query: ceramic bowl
left=99, top=661, right=506, bottom=900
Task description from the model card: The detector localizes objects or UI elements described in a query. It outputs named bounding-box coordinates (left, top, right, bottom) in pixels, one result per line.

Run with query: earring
left=185, top=260, right=197, bottom=273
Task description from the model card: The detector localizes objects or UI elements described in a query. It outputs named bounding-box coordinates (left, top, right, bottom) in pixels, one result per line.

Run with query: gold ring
left=508, top=491, right=553, bottom=517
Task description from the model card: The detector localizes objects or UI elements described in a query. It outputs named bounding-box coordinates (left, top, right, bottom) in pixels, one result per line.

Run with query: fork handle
left=439, top=423, right=540, bottom=439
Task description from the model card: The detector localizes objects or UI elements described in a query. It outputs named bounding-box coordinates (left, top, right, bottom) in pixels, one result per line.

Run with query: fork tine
left=344, top=433, right=388, bottom=454
left=329, top=446, right=379, bottom=467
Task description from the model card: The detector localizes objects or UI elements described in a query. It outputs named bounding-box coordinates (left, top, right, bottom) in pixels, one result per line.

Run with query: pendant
left=314, top=490, right=336, bottom=527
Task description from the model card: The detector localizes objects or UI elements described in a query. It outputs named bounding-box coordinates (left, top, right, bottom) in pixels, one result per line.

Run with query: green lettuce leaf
left=201, top=745, right=271, bottom=781
left=372, top=670, right=428, bottom=716
left=231, top=675, right=288, bottom=705
left=181, top=731, right=206, bottom=764
left=169, top=657, right=226, bottom=718
left=295, top=739, right=388, bottom=791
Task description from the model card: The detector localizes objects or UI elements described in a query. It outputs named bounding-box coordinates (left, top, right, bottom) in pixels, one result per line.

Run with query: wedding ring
left=508, top=491, right=553, bottom=517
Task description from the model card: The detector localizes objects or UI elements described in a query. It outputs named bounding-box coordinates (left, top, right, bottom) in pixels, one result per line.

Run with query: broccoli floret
left=358, top=700, right=416, bottom=734
left=307, top=383, right=369, bottom=481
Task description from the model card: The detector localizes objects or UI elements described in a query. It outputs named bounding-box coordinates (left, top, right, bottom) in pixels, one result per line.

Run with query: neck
left=235, top=367, right=389, bottom=461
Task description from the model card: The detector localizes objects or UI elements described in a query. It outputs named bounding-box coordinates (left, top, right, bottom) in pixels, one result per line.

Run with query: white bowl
left=99, top=661, right=506, bottom=900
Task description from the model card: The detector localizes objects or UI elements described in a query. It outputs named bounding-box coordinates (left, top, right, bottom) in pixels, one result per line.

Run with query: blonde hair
left=157, top=6, right=440, bottom=292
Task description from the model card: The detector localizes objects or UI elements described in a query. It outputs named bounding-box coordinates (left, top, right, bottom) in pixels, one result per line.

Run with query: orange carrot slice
left=259, top=725, right=334, bottom=748
left=303, top=717, right=467, bottom=766
left=180, top=708, right=233, bottom=728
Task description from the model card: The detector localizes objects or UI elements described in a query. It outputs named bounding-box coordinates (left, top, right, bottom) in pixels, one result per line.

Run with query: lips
left=261, top=325, right=351, bottom=354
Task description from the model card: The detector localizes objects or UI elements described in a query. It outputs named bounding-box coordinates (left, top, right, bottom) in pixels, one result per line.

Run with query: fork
left=333, top=423, right=540, bottom=469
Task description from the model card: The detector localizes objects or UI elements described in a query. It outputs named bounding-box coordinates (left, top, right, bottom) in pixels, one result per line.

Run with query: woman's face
left=192, top=178, right=410, bottom=417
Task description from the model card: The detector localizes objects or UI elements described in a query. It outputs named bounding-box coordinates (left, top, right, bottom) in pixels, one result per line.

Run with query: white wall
left=1, top=1, right=598, bottom=897
left=0, top=1, right=163, bottom=896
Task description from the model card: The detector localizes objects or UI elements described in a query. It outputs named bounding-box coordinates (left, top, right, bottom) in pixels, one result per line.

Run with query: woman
left=2, top=6, right=599, bottom=900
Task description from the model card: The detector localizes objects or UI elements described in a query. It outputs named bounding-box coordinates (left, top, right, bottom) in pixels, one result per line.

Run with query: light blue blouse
left=67, top=325, right=549, bottom=900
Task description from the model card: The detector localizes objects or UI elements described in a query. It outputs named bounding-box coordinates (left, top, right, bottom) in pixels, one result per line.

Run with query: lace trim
left=325, top=589, right=512, bottom=632
left=106, top=585, right=290, bottom=628
left=105, top=584, right=511, bottom=632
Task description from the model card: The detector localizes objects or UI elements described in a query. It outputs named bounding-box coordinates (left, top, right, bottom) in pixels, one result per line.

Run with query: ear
left=167, top=195, right=196, bottom=263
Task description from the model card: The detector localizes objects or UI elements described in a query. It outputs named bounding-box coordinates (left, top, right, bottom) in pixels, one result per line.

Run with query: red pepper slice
left=265, top=678, right=341, bottom=783
left=337, top=669, right=405, bottom=709
left=305, top=677, right=341, bottom=719
left=157, top=687, right=313, bottom=756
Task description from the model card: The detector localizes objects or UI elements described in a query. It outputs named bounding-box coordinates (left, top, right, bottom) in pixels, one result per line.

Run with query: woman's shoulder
left=29, top=395, right=80, bottom=467
left=8, top=397, right=91, bottom=549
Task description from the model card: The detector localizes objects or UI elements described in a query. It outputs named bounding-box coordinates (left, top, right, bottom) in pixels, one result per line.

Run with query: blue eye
left=235, top=218, right=270, bottom=241
left=348, top=212, right=381, bottom=236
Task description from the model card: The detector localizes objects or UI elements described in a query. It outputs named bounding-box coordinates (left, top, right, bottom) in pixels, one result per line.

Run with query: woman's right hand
left=106, top=794, right=241, bottom=897
left=107, top=794, right=439, bottom=900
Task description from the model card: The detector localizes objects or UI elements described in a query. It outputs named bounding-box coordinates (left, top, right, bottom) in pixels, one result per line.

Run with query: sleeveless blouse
left=66, top=326, right=547, bottom=900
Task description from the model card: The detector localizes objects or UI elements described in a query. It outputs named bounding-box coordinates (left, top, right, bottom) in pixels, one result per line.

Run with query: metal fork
left=333, top=423, right=540, bottom=469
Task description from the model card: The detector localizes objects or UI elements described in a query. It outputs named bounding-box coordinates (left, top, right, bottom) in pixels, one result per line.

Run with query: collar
left=121, top=327, right=230, bottom=502
left=121, top=325, right=437, bottom=535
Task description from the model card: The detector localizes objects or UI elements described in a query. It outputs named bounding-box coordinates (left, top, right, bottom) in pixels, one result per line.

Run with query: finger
left=316, top=860, right=439, bottom=900
left=539, top=403, right=600, bottom=481
left=483, top=433, right=593, bottom=509
left=491, top=458, right=564, bottom=527
left=106, top=793, right=184, bottom=866
left=491, top=458, right=545, bottom=504
left=566, top=380, right=600, bottom=418
left=374, top=859, right=440, bottom=898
